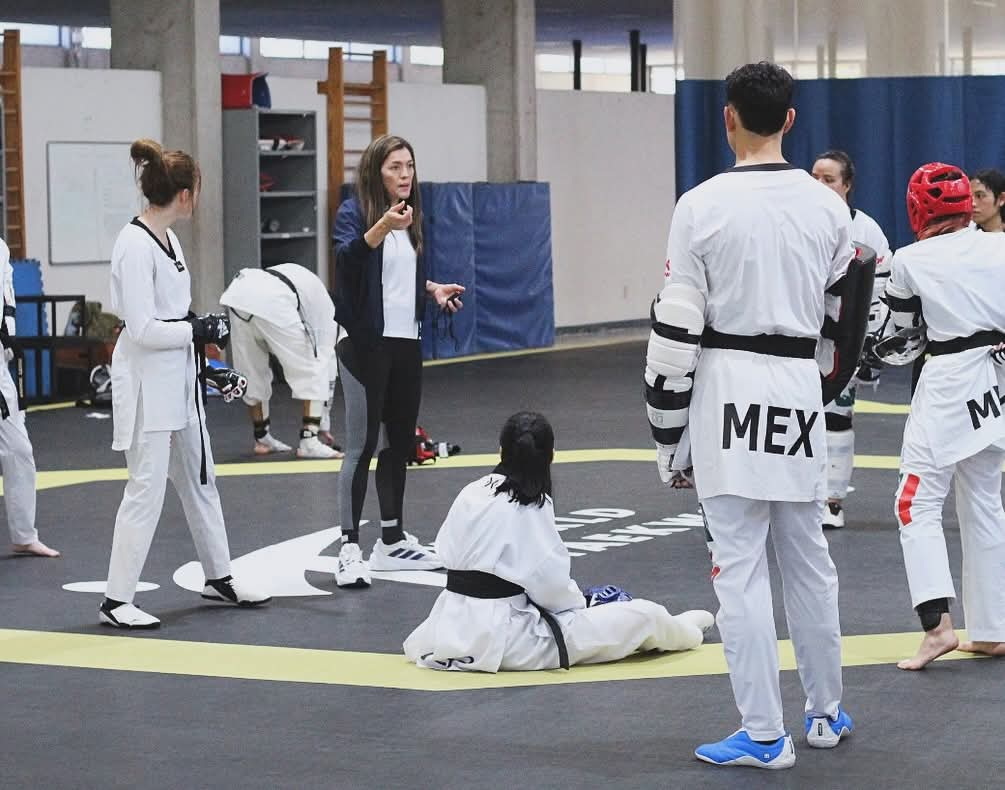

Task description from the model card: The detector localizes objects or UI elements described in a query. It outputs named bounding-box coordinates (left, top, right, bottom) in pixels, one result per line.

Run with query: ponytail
left=493, top=411, right=554, bottom=508
left=130, top=137, right=200, bottom=207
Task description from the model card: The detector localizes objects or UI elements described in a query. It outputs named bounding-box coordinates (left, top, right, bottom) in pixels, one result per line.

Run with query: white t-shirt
left=382, top=230, right=419, bottom=340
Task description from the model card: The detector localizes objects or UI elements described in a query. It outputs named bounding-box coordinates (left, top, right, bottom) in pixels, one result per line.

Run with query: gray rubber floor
left=2, top=341, right=1003, bottom=789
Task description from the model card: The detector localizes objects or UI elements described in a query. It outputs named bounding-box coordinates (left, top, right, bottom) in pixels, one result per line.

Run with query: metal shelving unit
left=222, top=108, right=319, bottom=284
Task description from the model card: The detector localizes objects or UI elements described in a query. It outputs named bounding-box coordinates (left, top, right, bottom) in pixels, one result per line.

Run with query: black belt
left=928, top=331, right=1005, bottom=357
left=446, top=570, right=570, bottom=670
left=702, top=328, right=817, bottom=359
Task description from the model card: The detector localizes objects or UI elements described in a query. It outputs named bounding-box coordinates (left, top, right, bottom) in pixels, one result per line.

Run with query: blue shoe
left=805, top=706, right=853, bottom=748
left=695, top=730, right=795, bottom=769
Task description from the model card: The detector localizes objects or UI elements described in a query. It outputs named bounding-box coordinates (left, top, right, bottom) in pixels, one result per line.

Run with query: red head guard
left=906, top=162, right=973, bottom=235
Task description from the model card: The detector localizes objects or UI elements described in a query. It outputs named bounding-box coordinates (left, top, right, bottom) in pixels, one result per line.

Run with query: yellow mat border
left=4, top=450, right=910, bottom=495
left=0, top=628, right=984, bottom=691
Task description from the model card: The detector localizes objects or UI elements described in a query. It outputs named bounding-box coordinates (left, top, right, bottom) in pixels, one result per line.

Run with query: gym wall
left=537, top=89, right=675, bottom=328
left=19, top=67, right=676, bottom=335
left=21, top=67, right=162, bottom=317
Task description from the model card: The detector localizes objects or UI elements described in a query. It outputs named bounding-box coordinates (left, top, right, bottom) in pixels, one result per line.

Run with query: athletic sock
left=253, top=419, right=270, bottom=441
left=101, top=597, right=126, bottom=612
left=343, top=529, right=360, bottom=545
left=381, top=519, right=405, bottom=545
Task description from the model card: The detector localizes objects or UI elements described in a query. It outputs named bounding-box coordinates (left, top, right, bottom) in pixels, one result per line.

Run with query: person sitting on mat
left=404, top=411, right=713, bottom=672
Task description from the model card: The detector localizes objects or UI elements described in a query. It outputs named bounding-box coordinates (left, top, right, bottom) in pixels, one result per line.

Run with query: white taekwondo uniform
left=667, top=163, right=854, bottom=741
left=404, top=473, right=707, bottom=672
left=887, top=226, right=1005, bottom=642
left=824, top=208, right=893, bottom=499
left=0, top=237, right=41, bottom=545
left=105, top=219, right=231, bottom=603
left=220, top=262, right=339, bottom=404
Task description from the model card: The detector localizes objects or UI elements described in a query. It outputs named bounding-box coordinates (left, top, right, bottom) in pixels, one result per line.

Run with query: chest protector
left=820, top=244, right=877, bottom=405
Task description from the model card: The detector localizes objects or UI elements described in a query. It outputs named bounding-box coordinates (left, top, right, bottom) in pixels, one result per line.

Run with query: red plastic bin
left=221, top=72, right=270, bottom=109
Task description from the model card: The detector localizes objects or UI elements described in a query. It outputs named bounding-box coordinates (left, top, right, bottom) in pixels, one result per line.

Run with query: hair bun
left=130, top=138, right=163, bottom=165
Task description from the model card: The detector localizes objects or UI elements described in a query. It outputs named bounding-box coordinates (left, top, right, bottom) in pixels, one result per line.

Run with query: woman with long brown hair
left=331, top=134, right=464, bottom=588
left=99, top=139, right=270, bottom=629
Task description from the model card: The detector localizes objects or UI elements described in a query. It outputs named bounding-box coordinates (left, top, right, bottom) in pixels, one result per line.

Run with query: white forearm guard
left=644, top=282, right=706, bottom=451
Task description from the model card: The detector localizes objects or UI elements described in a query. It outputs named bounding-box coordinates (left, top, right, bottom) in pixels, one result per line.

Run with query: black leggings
left=336, top=336, right=422, bottom=534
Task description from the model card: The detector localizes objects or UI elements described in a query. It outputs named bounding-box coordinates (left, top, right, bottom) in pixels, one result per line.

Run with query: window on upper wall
left=537, top=54, right=572, bottom=73
left=649, top=65, right=678, bottom=94
left=409, top=45, right=443, bottom=66
left=0, top=21, right=61, bottom=46
left=260, top=37, right=305, bottom=58
left=303, top=39, right=347, bottom=59
left=261, top=37, right=396, bottom=62
left=345, top=42, right=398, bottom=61
left=220, top=35, right=248, bottom=55
left=80, top=26, right=111, bottom=49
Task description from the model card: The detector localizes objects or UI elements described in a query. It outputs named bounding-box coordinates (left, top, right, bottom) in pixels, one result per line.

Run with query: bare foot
left=897, top=614, right=959, bottom=670
left=958, top=641, right=1005, bottom=657
left=12, top=541, right=61, bottom=558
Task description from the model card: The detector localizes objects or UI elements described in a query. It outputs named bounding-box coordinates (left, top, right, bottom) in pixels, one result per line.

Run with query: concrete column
left=674, top=0, right=779, bottom=80
left=109, top=0, right=223, bottom=311
left=864, top=0, right=942, bottom=77
left=442, top=0, right=536, bottom=182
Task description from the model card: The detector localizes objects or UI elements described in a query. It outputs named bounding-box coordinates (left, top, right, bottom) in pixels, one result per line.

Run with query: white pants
left=562, top=599, right=704, bottom=666
left=701, top=495, right=843, bottom=741
left=105, top=411, right=232, bottom=603
left=493, top=600, right=704, bottom=672
left=897, top=445, right=1005, bottom=641
left=230, top=313, right=329, bottom=404
left=0, top=409, right=38, bottom=545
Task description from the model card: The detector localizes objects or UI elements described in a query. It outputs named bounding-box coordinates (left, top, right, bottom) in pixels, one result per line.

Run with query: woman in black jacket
left=331, top=134, right=464, bottom=588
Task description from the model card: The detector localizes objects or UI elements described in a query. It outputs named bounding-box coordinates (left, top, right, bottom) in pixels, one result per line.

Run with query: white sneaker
left=335, top=541, right=371, bottom=588
left=254, top=433, right=292, bottom=455
left=202, top=576, right=272, bottom=606
left=99, top=601, right=161, bottom=629
left=823, top=501, right=845, bottom=529
left=369, top=532, right=443, bottom=571
left=296, top=435, right=343, bottom=459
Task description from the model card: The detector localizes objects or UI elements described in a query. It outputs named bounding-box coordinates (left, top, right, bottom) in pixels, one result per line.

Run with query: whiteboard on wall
left=46, top=142, right=141, bottom=265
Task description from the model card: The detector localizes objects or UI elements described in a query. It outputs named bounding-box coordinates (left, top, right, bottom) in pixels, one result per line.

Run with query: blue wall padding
left=675, top=76, right=1005, bottom=250
left=472, top=182, right=555, bottom=353
left=419, top=183, right=476, bottom=359
left=10, top=259, right=51, bottom=398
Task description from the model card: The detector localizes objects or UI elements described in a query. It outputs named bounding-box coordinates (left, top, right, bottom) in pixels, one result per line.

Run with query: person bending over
left=404, top=411, right=713, bottom=672
left=220, top=262, right=342, bottom=459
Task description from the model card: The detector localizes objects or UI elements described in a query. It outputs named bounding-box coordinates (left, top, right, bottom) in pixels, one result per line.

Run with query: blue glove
left=583, top=584, right=633, bottom=607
